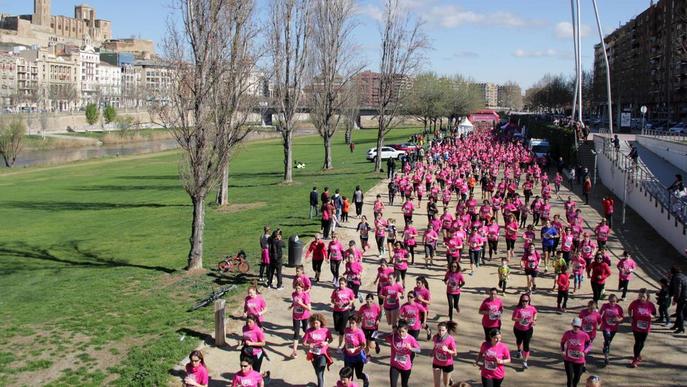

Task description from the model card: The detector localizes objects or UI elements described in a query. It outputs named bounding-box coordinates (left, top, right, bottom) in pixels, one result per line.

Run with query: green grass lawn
left=0, top=128, right=418, bottom=386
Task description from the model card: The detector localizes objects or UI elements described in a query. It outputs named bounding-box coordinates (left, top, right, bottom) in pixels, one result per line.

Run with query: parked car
left=389, top=142, right=420, bottom=153
left=669, top=122, right=687, bottom=134
left=366, top=146, right=406, bottom=162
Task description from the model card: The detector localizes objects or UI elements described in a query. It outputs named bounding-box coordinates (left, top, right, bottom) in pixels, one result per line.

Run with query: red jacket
left=602, top=198, right=614, bottom=215
left=307, top=240, right=328, bottom=261
left=589, top=262, right=611, bottom=284
left=557, top=273, right=571, bottom=292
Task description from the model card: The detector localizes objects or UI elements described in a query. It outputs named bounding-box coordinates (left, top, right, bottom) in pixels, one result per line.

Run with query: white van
left=529, top=138, right=551, bottom=163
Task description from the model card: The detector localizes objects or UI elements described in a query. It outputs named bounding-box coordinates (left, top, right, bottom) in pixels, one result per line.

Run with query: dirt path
left=179, top=172, right=686, bottom=387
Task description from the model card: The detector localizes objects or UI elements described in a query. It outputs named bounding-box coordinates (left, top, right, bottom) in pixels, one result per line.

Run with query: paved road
left=179, top=174, right=687, bottom=387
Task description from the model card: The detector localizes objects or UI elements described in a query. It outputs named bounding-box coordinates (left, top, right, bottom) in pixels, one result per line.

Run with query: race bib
left=394, top=354, right=408, bottom=364
left=566, top=349, right=582, bottom=359
left=582, top=324, right=593, bottom=333
left=435, top=352, right=448, bottom=362
left=605, top=316, right=617, bottom=326
left=489, top=311, right=501, bottom=320
left=484, top=359, right=497, bottom=370
left=529, top=261, right=537, bottom=269
left=406, top=318, right=416, bottom=326
left=295, top=306, right=304, bottom=314
left=520, top=317, right=530, bottom=326
left=365, top=319, right=376, bottom=327
left=310, top=346, right=322, bottom=355
left=637, top=320, right=649, bottom=330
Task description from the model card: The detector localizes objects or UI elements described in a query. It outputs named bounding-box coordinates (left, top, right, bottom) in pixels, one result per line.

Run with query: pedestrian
left=402, top=220, right=418, bottom=264
left=599, top=294, right=623, bottom=366
left=344, top=252, right=363, bottom=297
left=560, top=317, right=591, bottom=387
left=258, top=226, right=271, bottom=284
left=616, top=251, right=637, bottom=300
left=601, top=196, right=614, bottom=227
left=628, top=145, right=639, bottom=164
left=594, top=219, right=610, bottom=249
left=356, top=215, right=370, bottom=252
left=292, top=265, right=312, bottom=293
left=504, top=214, right=518, bottom=262
left=305, top=233, right=327, bottom=283
left=589, top=254, right=611, bottom=303
left=511, top=293, right=537, bottom=370
left=444, top=262, right=465, bottom=321
left=374, top=213, right=388, bottom=255
left=400, top=291, right=423, bottom=342
left=374, top=258, right=394, bottom=305
left=289, top=282, right=311, bottom=358
left=578, top=301, right=602, bottom=347
left=414, top=276, right=433, bottom=339
left=357, top=294, right=382, bottom=355
left=657, top=278, right=671, bottom=326
left=467, top=226, right=485, bottom=274
left=387, top=156, right=396, bottom=179
left=479, top=288, right=503, bottom=342
left=240, top=316, right=267, bottom=373
left=333, top=189, right=344, bottom=224
left=555, top=264, right=571, bottom=312
left=327, top=232, right=344, bottom=284
left=183, top=350, right=209, bottom=387
left=497, top=258, right=510, bottom=295
left=353, top=185, right=364, bottom=217
left=321, top=198, right=334, bottom=239
left=388, top=180, right=398, bottom=205
left=386, top=218, right=398, bottom=257
left=628, top=288, right=656, bottom=367
left=391, top=241, right=409, bottom=287
left=582, top=177, right=592, bottom=205
left=475, top=329, right=511, bottom=387
left=267, top=229, right=285, bottom=290
left=243, top=286, right=267, bottom=326
left=668, top=265, right=687, bottom=334
left=331, top=278, right=356, bottom=349
left=540, top=219, right=558, bottom=272
left=231, top=357, right=264, bottom=387
left=381, top=275, right=404, bottom=327
left=521, top=244, right=541, bottom=292
left=431, top=321, right=458, bottom=387
left=387, top=320, right=421, bottom=387
left=342, top=316, right=370, bottom=387
left=568, top=167, right=576, bottom=188
left=321, top=186, right=330, bottom=204
left=401, top=196, right=415, bottom=226
left=309, top=187, right=319, bottom=219
left=342, top=196, right=350, bottom=222
left=303, top=313, right=334, bottom=387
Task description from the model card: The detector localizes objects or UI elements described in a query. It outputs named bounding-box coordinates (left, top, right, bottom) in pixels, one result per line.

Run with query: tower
left=33, top=0, right=51, bottom=27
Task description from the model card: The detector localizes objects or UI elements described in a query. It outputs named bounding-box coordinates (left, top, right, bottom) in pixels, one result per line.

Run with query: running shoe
left=513, top=350, right=522, bottom=359
left=523, top=361, right=528, bottom=369
left=426, top=327, right=432, bottom=340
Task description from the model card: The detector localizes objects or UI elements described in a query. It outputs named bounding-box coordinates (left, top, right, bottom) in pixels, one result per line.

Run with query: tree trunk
left=323, top=133, right=333, bottom=169
left=216, top=161, right=229, bottom=206
left=187, top=195, right=205, bottom=270
left=283, top=129, right=293, bottom=183
left=374, top=117, right=384, bottom=172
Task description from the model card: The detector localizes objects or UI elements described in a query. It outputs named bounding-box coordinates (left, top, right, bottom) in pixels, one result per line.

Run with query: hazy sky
left=1, top=0, right=653, bottom=88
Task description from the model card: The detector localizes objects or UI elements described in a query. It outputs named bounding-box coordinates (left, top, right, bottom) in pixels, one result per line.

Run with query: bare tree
left=0, top=117, right=26, bottom=168
left=154, top=0, right=258, bottom=270
left=309, top=0, right=363, bottom=169
left=374, top=0, right=428, bottom=172
left=268, top=0, right=312, bottom=183
left=342, top=79, right=362, bottom=144
left=675, top=11, right=687, bottom=61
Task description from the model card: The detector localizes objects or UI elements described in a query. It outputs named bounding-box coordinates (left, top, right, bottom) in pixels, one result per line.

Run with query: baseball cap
left=572, top=317, right=582, bottom=327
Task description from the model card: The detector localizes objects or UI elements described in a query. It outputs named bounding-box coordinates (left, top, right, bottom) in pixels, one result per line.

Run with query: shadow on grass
left=0, top=240, right=176, bottom=274
left=4, top=201, right=188, bottom=211
left=70, top=184, right=179, bottom=192
left=116, top=175, right=180, bottom=180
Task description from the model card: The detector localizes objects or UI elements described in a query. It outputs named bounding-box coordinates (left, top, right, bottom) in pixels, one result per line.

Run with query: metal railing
left=640, top=128, right=687, bottom=143
left=597, top=136, right=687, bottom=225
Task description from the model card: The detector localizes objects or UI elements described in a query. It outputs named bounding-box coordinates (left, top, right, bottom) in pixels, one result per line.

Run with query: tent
left=468, top=110, right=501, bottom=127
left=458, top=117, right=474, bottom=135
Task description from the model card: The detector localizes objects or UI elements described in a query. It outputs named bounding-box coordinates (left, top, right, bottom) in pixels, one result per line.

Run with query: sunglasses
left=521, top=299, right=530, bottom=302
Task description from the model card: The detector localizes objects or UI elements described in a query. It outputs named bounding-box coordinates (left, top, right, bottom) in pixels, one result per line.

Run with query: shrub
left=104, top=105, right=117, bottom=124
left=85, top=103, right=99, bottom=125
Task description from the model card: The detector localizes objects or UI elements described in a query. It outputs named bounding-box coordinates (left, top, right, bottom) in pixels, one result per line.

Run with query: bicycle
left=189, top=284, right=237, bottom=312
left=216, top=250, right=250, bottom=274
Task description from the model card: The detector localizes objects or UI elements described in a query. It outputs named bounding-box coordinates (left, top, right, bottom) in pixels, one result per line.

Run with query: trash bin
left=288, top=235, right=303, bottom=267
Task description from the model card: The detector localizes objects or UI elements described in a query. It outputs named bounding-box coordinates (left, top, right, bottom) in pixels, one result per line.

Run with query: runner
left=353, top=185, right=364, bottom=217
left=467, top=225, right=485, bottom=274
left=342, top=316, right=370, bottom=387
left=521, top=244, right=541, bottom=292
left=356, top=215, right=371, bottom=252
left=479, top=287, right=503, bottom=341
left=400, top=291, right=423, bottom=341
left=183, top=350, right=209, bottom=387
left=331, top=277, right=356, bottom=348
left=344, top=252, right=363, bottom=298
left=243, top=286, right=267, bottom=327
left=511, top=293, right=537, bottom=370
left=289, top=282, right=311, bottom=358
left=540, top=219, right=558, bottom=272
left=444, top=262, right=466, bottom=321
left=571, top=253, right=586, bottom=294
left=616, top=251, right=637, bottom=300
left=628, top=288, right=657, bottom=368
left=231, top=357, right=264, bottom=387
left=599, top=294, right=624, bottom=365
left=589, top=254, right=612, bottom=303
left=305, top=233, right=327, bottom=283
left=374, top=258, right=394, bottom=305
left=386, top=218, right=398, bottom=258
left=578, top=301, right=602, bottom=347
left=504, top=214, right=518, bottom=262
left=387, top=320, right=421, bottom=387
left=303, top=313, right=334, bottom=387
left=555, top=265, right=571, bottom=312
left=391, top=241, right=410, bottom=287
left=374, top=213, right=388, bottom=255
left=402, top=220, right=418, bottom=264
left=328, top=232, right=345, bottom=285
left=497, top=258, right=510, bottom=295
left=431, top=321, right=458, bottom=387
left=357, top=294, right=382, bottom=355
left=381, top=275, right=405, bottom=327
left=401, top=196, right=415, bottom=226
left=240, top=316, right=267, bottom=373
left=561, top=317, right=591, bottom=387
left=413, top=276, right=433, bottom=339
left=475, top=329, right=511, bottom=387
left=423, top=223, right=440, bottom=267
left=486, top=216, right=500, bottom=261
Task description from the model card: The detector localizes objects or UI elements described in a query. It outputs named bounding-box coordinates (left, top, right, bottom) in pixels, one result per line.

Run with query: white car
left=668, top=122, right=686, bottom=134
left=366, top=146, right=405, bottom=161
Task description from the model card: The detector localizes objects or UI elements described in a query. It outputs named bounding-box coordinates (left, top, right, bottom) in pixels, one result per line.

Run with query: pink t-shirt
left=512, top=305, right=537, bottom=331
left=480, top=298, right=503, bottom=328
left=561, top=330, right=590, bottom=364
left=292, top=291, right=311, bottom=321
left=400, top=302, right=422, bottom=330
left=303, top=327, right=333, bottom=355
left=578, top=309, right=602, bottom=339
left=479, top=341, right=510, bottom=380
left=486, top=223, right=500, bottom=241
left=571, top=257, right=586, bottom=275
left=242, top=325, right=265, bottom=357
left=358, top=303, right=381, bottom=330
left=403, top=226, right=417, bottom=245
left=413, top=286, right=431, bottom=309
left=185, top=363, right=209, bottom=386
left=231, top=369, right=263, bottom=387
left=468, top=233, right=484, bottom=251
left=560, top=234, right=574, bottom=252
left=387, top=333, right=419, bottom=371
left=402, top=201, right=415, bottom=216
left=595, top=225, right=610, bottom=241
left=331, top=287, right=355, bottom=312
left=392, top=248, right=409, bottom=271
left=335, top=381, right=359, bottom=387
left=505, top=221, right=518, bottom=240
left=444, top=271, right=464, bottom=295
left=343, top=327, right=367, bottom=356
left=617, top=258, right=637, bottom=281
left=432, top=334, right=457, bottom=367
left=600, top=303, right=624, bottom=332
left=522, top=251, right=541, bottom=272
left=293, top=274, right=312, bottom=292
left=328, top=240, right=345, bottom=261
left=381, top=283, right=404, bottom=310
left=628, top=300, right=656, bottom=333
left=244, top=295, right=266, bottom=322
left=376, top=266, right=394, bottom=290
left=345, top=261, right=363, bottom=285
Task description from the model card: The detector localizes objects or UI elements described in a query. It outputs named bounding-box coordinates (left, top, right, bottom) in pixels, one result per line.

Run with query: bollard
left=214, top=299, right=226, bottom=346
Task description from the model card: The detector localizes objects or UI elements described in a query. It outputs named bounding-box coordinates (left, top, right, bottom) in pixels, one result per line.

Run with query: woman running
left=328, top=232, right=345, bottom=285
left=511, top=293, right=537, bottom=370
left=331, top=278, right=356, bottom=348
left=381, top=275, right=405, bottom=327
left=374, top=258, right=394, bottom=305
left=243, top=286, right=267, bottom=327
left=240, top=316, right=267, bottom=373
left=231, top=357, right=264, bottom=387
left=561, top=317, right=591, bottom=387
left=521, top=244, right=541, bottom=292
left=423, top=224, right=440, bottom=267
left=504, top=214, right=518, bottom=262
left=356, top=216, right=371, bottom=252
left=431, top=321, right=458, bottom=387
left=391, top=241, right=410, bottom=287
left=628, top=288, right=656, bottom=368
left=444, top=262, right=466, bottom=321
left=414, top=276, right=433, bottom=339
left=479, top=288, right=503, bottom=341
left=289, top=282, right=311, bottom=358
left=303, top=313, right=334, bottom=387
left=292, top=264, right=312, bottom=293
left=374, top=213, right=388, bottom=255
left=616, top=251, right=637, bottom=300
left=475, top=329, right=511, bottom=387
left=387, top=320, right=421, bottom=387
left=578, top=301, right=602, bottom=348
left=599, top=294, right=624, bottom=365
left=386, top=218, right=398, bottom=257
left=183, top=350, right=209, bottom=387
left=344, top=252, right=363, bottom=298
left=343, top=316, right=370, bottom=387
left=400, top=291, right=423, bottom=341
left=402, top=220, right=418, bottom=264
left=485, top=216, right=500, bottom=261
left=357, top=293, right=382, bottom=355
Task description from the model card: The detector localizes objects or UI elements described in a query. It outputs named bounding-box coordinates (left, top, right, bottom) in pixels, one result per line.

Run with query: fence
left=640, top=128, right=687, bottom=144
left=595, top=136, right=687, bottom=225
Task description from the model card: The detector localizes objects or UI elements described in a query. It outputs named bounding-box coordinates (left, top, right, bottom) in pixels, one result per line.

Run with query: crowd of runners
left=182, top=127, right=686, bottom=387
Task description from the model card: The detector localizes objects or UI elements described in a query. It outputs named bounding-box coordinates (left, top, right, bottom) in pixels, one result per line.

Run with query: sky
left=0, top=0, right=653, bottom=89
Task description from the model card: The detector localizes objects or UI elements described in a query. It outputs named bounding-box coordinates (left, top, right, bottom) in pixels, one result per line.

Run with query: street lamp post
left=622, top=166, right=628, bottom=225
left=640, top=105, right=647, bottom=135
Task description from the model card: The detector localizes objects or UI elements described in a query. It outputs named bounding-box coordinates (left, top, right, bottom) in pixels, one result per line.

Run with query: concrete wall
left=636, top=135, right=687, bottom=173
left=8, top=110, right=155, bottom=134
left=595, top=138, right=687, bottom=256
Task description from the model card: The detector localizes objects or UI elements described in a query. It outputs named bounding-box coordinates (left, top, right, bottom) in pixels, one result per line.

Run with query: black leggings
left=447, top=293, right=461, bottom=321
left=602, top=330, right=616, bottom=355
left=376, top=236, right=386, bottom=253
left=330, top=260, right=341, bottom=281
left=481, top=377, right=504, bottom=387
left=395, top=269, right=406, bottom=284
left=506, top=239, right=515, bottom=251
left=591, top=282, right=604, bottom=303
left=312, top=355, right=326, bottom=387
left=514, top=327, right=533, bottom=352
left=619, top=279, right=629, bottom=299
left=355, top=202, right=363, bottom=216
left=488, top=240, right=498, bottom=258
left=344, top=359, right=368, bottom=384
left=405, top=244, right=415, bottom=263
left=633, top=331, right=648, bottom=358
left=564, top=360, right=584, bottom=387
left=293, top=319, right=308, bottom=340
left=389, top=366, right=411, bottom=387
left=557, top=290, right=569, bottom=309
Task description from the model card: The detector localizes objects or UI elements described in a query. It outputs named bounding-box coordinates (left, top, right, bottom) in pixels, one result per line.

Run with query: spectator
left=668, top=174, right=684, bottom=193
left=568, top=167, right=576, bottom=188
left=582, top=177, right=592, bottom=205
left=309, top=187, right=319, bottom=219
left=612, top=135, right=620, bottom=152
left=669, top=266, right=687, bottom=334
left=321, top=187, right=330, bottom=205
left=628, top=145, right=639, bottom=164
left=601, top=196, right=615, bottom=227
left=387, top=157, right=396, bottom=179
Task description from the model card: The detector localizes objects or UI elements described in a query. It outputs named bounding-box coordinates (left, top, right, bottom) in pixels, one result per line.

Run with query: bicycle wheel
left=190, top=297, right=211, bottom=311
left=238, top=261, right=250, bottom=274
